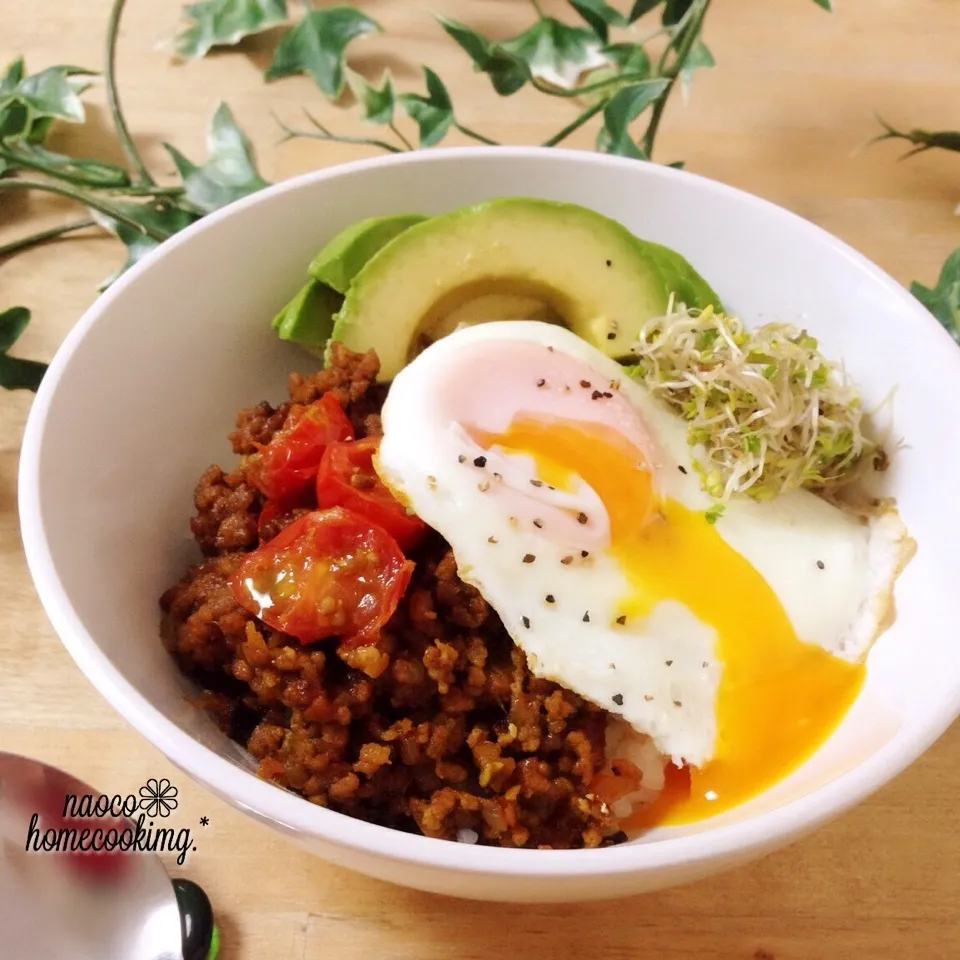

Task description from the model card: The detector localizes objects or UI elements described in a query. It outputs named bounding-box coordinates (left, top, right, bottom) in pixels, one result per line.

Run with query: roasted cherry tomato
left=248, top=393, right=353, bottom=503
left=230, top=507, right=413, bottom=646
left=316, top=437, right=427, bottom=550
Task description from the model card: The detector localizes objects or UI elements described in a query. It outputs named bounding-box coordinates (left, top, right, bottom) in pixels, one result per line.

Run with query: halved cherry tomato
left=316, top=437, right=427, bottom=550
left=230, top=507, right=413, bottom=647
left=248, top=393, right=353, bottom=503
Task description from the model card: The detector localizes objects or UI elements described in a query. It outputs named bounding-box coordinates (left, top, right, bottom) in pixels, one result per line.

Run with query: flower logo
left=138, top=778, right=179, bottom=818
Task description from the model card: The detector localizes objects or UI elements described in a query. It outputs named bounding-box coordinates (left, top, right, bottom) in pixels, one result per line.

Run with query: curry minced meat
left=160, top=344, right=625, bottom=849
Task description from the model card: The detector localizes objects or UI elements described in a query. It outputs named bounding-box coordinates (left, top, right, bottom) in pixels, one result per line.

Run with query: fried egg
left=375, top=321, right=914, bottom=823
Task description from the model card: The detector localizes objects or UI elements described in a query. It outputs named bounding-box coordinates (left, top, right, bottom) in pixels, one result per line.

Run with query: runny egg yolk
left=479, top=415, right=865, bottom=826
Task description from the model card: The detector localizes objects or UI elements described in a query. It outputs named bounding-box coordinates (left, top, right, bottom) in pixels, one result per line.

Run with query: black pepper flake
left=530, top=478, right=544, bottom=487
left=816, top=560, right=825, bottom=570
left=458, top=454, right=466, bottom=464
left=602, top=391, right=614, bottom=398
left=581, top=550, right=589, bottom=558
left=536, top=378, right=546, bottom=387
left=612, top=693, right=624, bottom=706
left=522, top=616, right=530, bottom=629
left=678, top=465, right=688, bottom=474
left=673, top=700, right=683, bottom=708
left=545, top=594, right=555, bottom=604
left=591, top=389, right=603, bottom=399
left=605, top=259, right=612, bottom=267
left=702, top=661, right=709, bottom=668
left=616, top=615, right=627, bottom=625
left=561, top=555, right=573, bottom=565
left=580, top=379, right=591, bottom=388
left=666, top=660, right=673, bottom=666
left=547, top=346, right=554, bottom=352
left=488, top=536, right=498, bottom=544
left=606, top=332, right=616, bottom=341
left=523, top=553, right=536, bottom=564
left=533, top=518, right=544, bottom=528
left=576, top=512, right=588, bottom=524
left=473, top=456, right=487, bottom=468
left=582, top=611, right=590, bottom=622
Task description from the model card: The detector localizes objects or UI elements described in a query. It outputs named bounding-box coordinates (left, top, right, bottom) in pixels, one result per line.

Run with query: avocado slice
left=272, top=281, right=344, bottom=357
left=645, top=240, right=721, bottom=313
left=329, top=198, right=720, bottom=381
left=308, top=213, right=428, bottom=294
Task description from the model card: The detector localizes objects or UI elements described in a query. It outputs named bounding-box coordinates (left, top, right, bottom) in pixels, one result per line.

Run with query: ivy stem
left=531, top=69, right=650, bottom=99
left=542, top=100, right=605, bottom=147
left=274, top=111, right=404, bottom=154
left=0, top=218, right=98, bottom=258
left=389, top=121, right=414, bottom=151
left=642, top=0, right=711, bottom=159
left=106, top=0, right=155, bottom=186
left=0, top=180, right=166, bottom=240
left=454, top=122, right=500, bottom=146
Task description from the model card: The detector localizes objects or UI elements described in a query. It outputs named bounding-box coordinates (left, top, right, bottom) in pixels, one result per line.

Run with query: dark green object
left=172, top=877, right=218, bottom=960
left=0, top=306, right=47, bottom=392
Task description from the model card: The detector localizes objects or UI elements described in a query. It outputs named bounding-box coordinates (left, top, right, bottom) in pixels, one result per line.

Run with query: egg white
left=376, top=321, right=913, bottom=767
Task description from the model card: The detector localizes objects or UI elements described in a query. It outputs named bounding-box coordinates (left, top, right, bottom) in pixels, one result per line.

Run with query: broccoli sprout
left=627, top=302, right=881, bottom=501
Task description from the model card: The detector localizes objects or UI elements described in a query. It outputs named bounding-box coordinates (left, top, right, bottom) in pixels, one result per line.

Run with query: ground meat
left=190, top=466, right=261, bottom=556
left=160, top=344, right=617, bottom=848
left=229, top=400, right=290, bottom=455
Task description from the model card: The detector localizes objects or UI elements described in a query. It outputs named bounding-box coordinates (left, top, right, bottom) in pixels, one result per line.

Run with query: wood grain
left=2, top=1, right=959, bottom=957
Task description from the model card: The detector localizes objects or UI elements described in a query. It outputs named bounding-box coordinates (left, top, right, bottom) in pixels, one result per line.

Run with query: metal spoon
left=0, top=752, right=217, bottom=960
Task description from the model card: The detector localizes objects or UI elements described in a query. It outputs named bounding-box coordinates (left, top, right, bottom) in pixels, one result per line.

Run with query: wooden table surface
left=2, top=1, right=959, bottom=957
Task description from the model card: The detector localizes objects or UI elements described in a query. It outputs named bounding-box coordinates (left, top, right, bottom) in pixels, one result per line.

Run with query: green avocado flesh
left=272, top=281, right=344, bottom=357
left=307, top=213, right=428, bottom=294
left=328, top=198, right=721, bottom=382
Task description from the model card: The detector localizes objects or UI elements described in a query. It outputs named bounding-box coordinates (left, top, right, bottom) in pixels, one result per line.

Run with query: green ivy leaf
left=810, top=0, right=832, bottom=9
left=500, top=18, right=608, bottom=90
left=577, top=43, right=651, bottom=105
left=680, top=39, right=714, bottom=94
left=399, top=68, right=453, bottom=147
left=602, top=43, right=652, bottom=76
left=661, top=0, right=694, bottom=26
left=172, top=0, right=289, bottom=59
left=911, top=247, right=960, bottom=344
left=627, top=0, right=661, bottom=22
left=595, top=78, right=668, bottom=158
left=0, top=58, right=96, bottom=143
left=435, top=17, right=528, bottom=97
left=567, top=0, right=627, bottom=43
left=91, top=202, right=200, bottom=289
left=0, top=306, right=47, bottom=392
left=265, top=7, right=381, bottom=100
left=1, top=141, right=130, bottom=187
left=345, top=67, right=395, bottom=125
left=163, top=102, right=269, bottom=214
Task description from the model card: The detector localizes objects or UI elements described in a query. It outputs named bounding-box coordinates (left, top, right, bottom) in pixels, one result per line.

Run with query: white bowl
left=19, top=147, right=960, bottom=903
